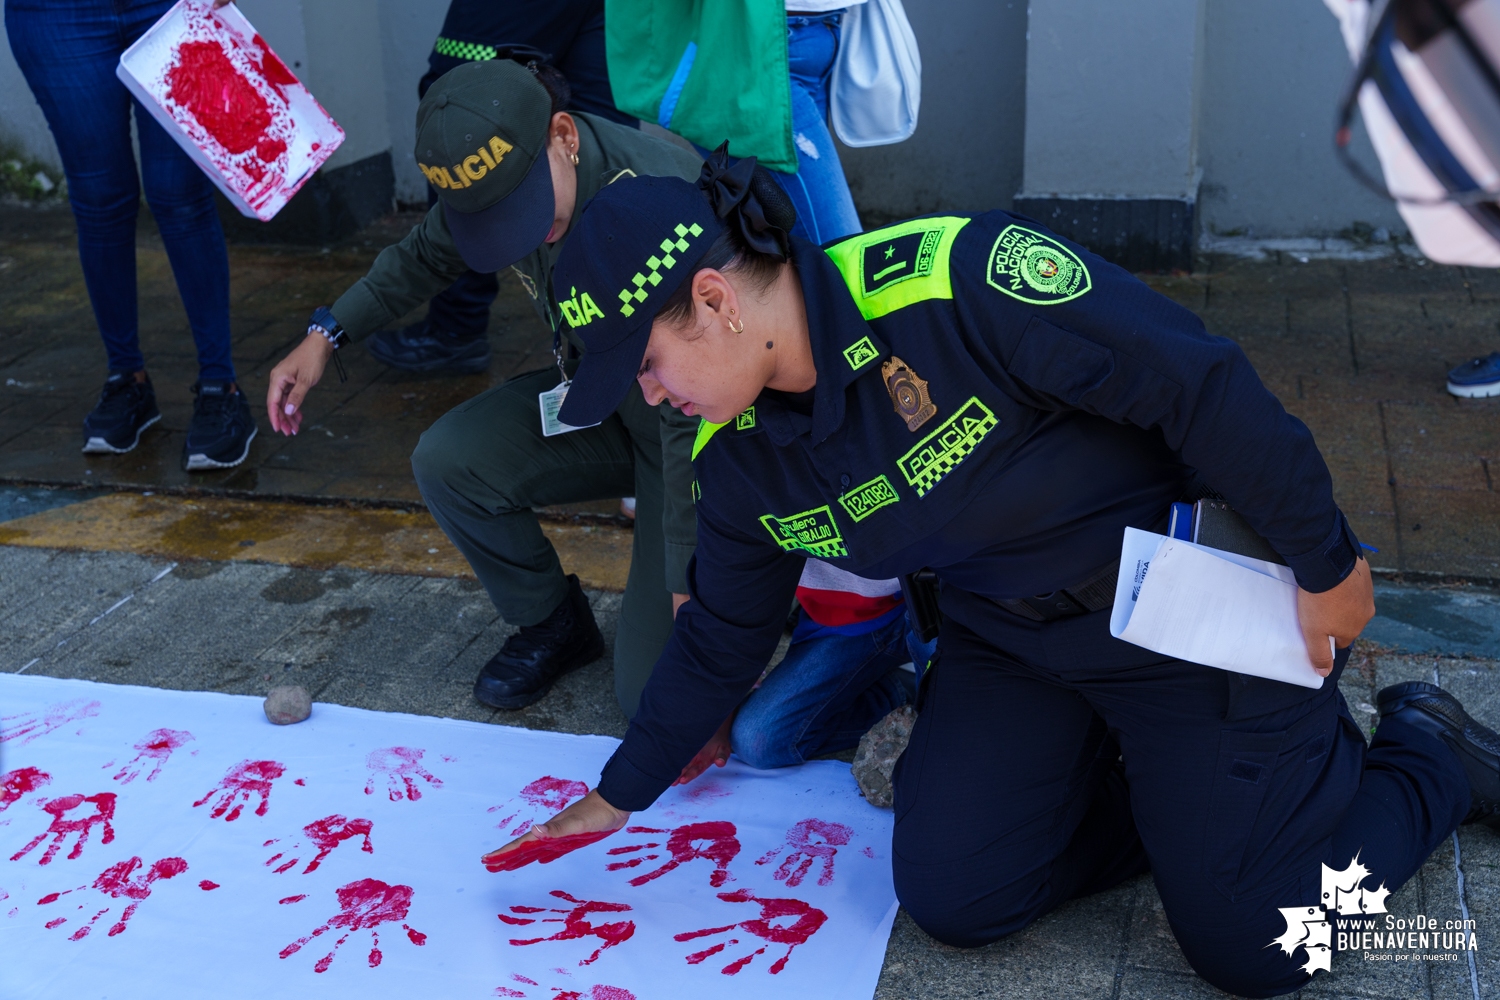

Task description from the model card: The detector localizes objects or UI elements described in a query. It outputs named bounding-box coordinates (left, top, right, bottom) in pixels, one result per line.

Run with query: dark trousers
left=893, top=586, right=1470, bottom=998
left=7, top=0, right=236, bottom=381
left=418, top=0, right=629, bottom=341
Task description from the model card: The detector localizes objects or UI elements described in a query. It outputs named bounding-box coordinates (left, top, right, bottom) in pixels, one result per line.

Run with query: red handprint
left=364, top=747, right=443, bottom=802
left=193, top=759, right=285, bottom=821
left=0, top=766, right=51, bottom=812
left=9, top=793, right=116, bottom=865
left=37, top=855, right=188, bottom=940
left=489, top=776, right=590, bottom=836
left=0, top=699, right=100, bottom=747
left=280, top=878, right=428, bottom=973
left=753, top=818, right=854, bottom=887
left=500, top=889, right=635, bottom=965
left=108, top=729, right=194, bottom=784
left=265, top=814, right=374, bottom=874
left=606, top=821, right=739, bottom=888
left=494, top=981, right=634, bottom=999
left=673, top=888, right=828, bottom=975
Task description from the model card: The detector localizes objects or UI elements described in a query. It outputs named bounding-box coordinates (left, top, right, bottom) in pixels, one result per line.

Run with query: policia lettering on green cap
left=264, top=57, right=704, bottom=716
left=482, top=156, right=1500, bottom=998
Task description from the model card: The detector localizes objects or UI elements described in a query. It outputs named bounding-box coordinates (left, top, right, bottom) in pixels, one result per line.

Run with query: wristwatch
left=307, top=306, right=349, bottom=382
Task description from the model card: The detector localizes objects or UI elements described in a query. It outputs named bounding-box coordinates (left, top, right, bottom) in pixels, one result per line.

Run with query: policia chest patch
left=760, top=505, right=848, bottom=559
left=897, top=397, right=999, bottom=497
left=987, top=225, right=1091, bottom=305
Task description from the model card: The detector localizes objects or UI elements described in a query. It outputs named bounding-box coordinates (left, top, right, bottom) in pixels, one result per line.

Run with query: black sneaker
left=182, top=380, right=257, bottom=471
left=366, top=319, right=490, bottom=374
left=82, top=372, right=160, bottom=454
left=1377, top=681, right=1500, bottom=830
left=474, top=574, right=606, bottom=709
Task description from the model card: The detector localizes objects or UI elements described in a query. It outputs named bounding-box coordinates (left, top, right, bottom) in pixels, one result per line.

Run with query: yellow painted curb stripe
left=0, top=494, right=631, bottom=592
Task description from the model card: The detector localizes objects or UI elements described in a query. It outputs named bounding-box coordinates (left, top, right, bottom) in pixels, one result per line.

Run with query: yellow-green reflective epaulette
left=691, top=417, right=728, bottom=460
left=823, top=216, right=971, bottom=321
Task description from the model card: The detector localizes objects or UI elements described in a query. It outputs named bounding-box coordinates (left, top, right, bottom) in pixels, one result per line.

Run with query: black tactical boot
left=1377, top=681, right=1500, bottom=829
left=366, top=319, right=491, bottom=374
left=474, top=574, right=606, bottom=709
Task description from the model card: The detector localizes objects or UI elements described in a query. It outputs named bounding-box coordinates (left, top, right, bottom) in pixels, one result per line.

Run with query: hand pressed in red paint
left=193, top=759, right=286, bottom=821
left=279, top=878, right=427, bottom=973
left=673, top=888, right=828, bottom=975
left=10, top=793, right=116, bottom=865
left=0, top=766, right=51, bottom=812
left=265, top=814, right=374, bottom=874
left=674, top=713, right=733, bottom=786
left=754, top=819, right=853, bottom=887
left=501, top=889, right=635, bottom=965
left=267, top=333, right=333, bottom=435
left=37, top=855, right=188, bottom=940
left=108, top=728, right=194, bottom=785
left=606, top=821, right=740, bottom=887
left=364, top=747, right=443, bottom=802
left=482, top=790, right=629, bottom=872
left=495, top=978, right=634, bottom=999
left=0, top=699, right=101, bottom=747
left=489, top=776, right=591, bottom=837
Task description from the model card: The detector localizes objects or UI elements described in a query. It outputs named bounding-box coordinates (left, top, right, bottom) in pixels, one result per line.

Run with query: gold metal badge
left=882, top=356, right=936, bottom=432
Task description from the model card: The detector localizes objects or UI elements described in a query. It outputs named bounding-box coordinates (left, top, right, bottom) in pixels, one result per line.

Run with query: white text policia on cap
left=419, top=134, right=515, bottom=190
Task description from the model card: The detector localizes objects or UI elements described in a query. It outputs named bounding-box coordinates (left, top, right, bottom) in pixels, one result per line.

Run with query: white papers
left=1110, top=527, right=1327, bottom=690
left=0, top=674, right=897, bottom=1000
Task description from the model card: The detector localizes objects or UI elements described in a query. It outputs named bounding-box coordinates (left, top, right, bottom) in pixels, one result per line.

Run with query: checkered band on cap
left=434, top=37, right=498, bottom=61
left=618, top=223, right=704, bottom=318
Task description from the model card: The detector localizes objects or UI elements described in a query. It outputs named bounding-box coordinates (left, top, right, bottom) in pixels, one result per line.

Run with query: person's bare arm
left=1296, top=556, right=1375, bottom=676
left=266, top=334, right=333, bottom=435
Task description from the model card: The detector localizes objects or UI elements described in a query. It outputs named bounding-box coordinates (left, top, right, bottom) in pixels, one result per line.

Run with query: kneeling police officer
left=481, top=150, right=1500, bottom=997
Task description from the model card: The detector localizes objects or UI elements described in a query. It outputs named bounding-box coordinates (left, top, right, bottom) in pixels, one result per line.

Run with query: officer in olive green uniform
left=272, top=59, right=702, bottom=716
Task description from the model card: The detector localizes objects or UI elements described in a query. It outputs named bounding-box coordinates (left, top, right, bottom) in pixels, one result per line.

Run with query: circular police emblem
left=1021, top=244, right=1078, bottom=296
left=986, top=224, right=1093, bottom=305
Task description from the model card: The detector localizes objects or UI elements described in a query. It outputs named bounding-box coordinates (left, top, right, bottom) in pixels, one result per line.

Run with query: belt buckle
left=1018, top=590, right=1088, bottom=621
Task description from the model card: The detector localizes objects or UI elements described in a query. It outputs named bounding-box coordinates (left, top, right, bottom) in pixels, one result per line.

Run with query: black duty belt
left=991, top=559, right=1119, bottom=623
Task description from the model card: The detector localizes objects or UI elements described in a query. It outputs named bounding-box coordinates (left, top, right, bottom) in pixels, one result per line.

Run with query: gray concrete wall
left=836, top=0, right=1029, bottom=222
left=1196, top=0, right=1402, bottom=238
left=0, top=20, right=61, bottom=170
left=376, top=0, right=447, bottom=204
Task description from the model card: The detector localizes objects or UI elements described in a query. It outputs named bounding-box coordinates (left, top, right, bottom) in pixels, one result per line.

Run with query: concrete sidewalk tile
left=1383, top=401, right=1496, bottom=494
left=1391, top=487, right=1500, bottom=579
left=1115, top=966, right=1230, bottom=999
left=1120, top=877, right=1198, bottom=977
left=1451, top=829, right=1499, bottom=1000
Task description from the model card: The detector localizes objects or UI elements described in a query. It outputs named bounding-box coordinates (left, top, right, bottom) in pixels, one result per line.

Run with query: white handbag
left=830, top=0, right=922, bottom=147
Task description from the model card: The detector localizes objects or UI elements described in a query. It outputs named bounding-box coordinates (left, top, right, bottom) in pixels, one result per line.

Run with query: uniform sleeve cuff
left=1284, top=511, right=1361, bottom=594
left=329, top=281, right=386, bottom=343
left=597, top=750, right=674, bottom=813
left=663, top=542, right=694, bottom=595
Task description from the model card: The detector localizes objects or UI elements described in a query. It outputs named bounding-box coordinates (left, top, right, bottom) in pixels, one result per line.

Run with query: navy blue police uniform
left=555, top=177, right=1472, bottom=998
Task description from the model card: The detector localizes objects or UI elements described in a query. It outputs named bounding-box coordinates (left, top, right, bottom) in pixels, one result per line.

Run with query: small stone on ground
left=852, top=704, right=916, bottom=808
left=264, top=684, right=312, bottom=725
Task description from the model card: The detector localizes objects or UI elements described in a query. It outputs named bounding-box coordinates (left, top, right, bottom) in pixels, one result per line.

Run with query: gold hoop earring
left=729, top=318, right=745, bottom=335
left=570, top=150, right=579, bottom=165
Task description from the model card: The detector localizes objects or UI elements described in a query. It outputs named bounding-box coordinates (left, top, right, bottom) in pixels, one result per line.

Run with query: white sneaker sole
left=184, top=426, right=257, bottom=471
left=1447, top=380, right=1500, bottom=398
left=81, top=413, right=160, bottom=455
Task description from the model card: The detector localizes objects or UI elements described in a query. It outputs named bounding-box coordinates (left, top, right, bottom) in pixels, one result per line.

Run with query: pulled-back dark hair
left=657, top=149, right=798, bottom=329
left=493, top=44, right=572, bottom=115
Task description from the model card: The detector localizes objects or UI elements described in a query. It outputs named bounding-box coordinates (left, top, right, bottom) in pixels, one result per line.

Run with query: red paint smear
left=9, top=792, right=116, bottom=865
left=0, top=699, right=101, bottom=747
left=194, top=759, right=285, bottom=821
left=589, top=988, right=636, bottom=1000
left=482, top=830, right=616, bottom=873
left=280, top=894, right=308, bottom=905
left=279, top=878, right=425, bottom=973
left=0, top=767, right=51, bottom=811
left=364, top=747, right=443, bottom=802
left=166, top=41, right=273, bottom=155
left=294, top=778, right=306, bottom=786
left=112, top=729, right=193, bottom=784
left=862, top=845, right=876, bottom=859
left=269, top=814, right=374, bottom=875
left=519, top=776, right=590, bottom=812
left=505, top=890, right=634, bottom=965
left=512, top=974, right=539, bottom=985
left=614, top=821, right=739, bottom=888
left=674, top=888, right=827, bottom=975
left=251, top=34, right=298, bottom=89
left=754, top=818, right=853, bottom=887
left=199, top=880, right=220, bottom=890
left=493, top=990, right=526, bottom=998
left=45, top=917, right=66, bottom=929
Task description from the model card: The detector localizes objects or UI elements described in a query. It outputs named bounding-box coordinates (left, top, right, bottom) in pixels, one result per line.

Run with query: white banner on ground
left=0, top=675, right=897, bottom=999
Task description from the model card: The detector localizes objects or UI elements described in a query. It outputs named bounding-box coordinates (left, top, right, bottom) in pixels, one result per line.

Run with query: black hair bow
left=697, top=142, right=791, bottom=261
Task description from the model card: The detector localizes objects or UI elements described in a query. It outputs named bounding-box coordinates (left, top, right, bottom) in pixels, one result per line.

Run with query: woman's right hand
left=266, top=334, right=334, bottom=436
left=481, top=790, right=631, bottom=872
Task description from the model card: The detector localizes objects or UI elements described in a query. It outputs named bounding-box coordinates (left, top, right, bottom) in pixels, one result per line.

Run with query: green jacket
left=329, top=114, right=705, bottom=592
left=605, top=0, right=795, bottom=171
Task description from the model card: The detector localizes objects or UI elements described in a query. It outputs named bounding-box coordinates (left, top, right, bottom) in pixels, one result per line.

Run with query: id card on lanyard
left=538, top=267, right=601, bottom=437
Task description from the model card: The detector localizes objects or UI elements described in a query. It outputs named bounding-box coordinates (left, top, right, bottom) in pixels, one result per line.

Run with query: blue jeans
left=731, top=610, right=936, bottom=769
left=6, top=0, right=236, bottom=381
left=772, top=12, right=862, bottom=245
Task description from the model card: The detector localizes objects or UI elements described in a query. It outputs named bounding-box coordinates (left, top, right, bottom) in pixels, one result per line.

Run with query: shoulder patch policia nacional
left=760, top=506, right=848, bottom=558
left=986, top=225, right=1092, bottom=305
left=824, top=217, right=972, bottom=321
